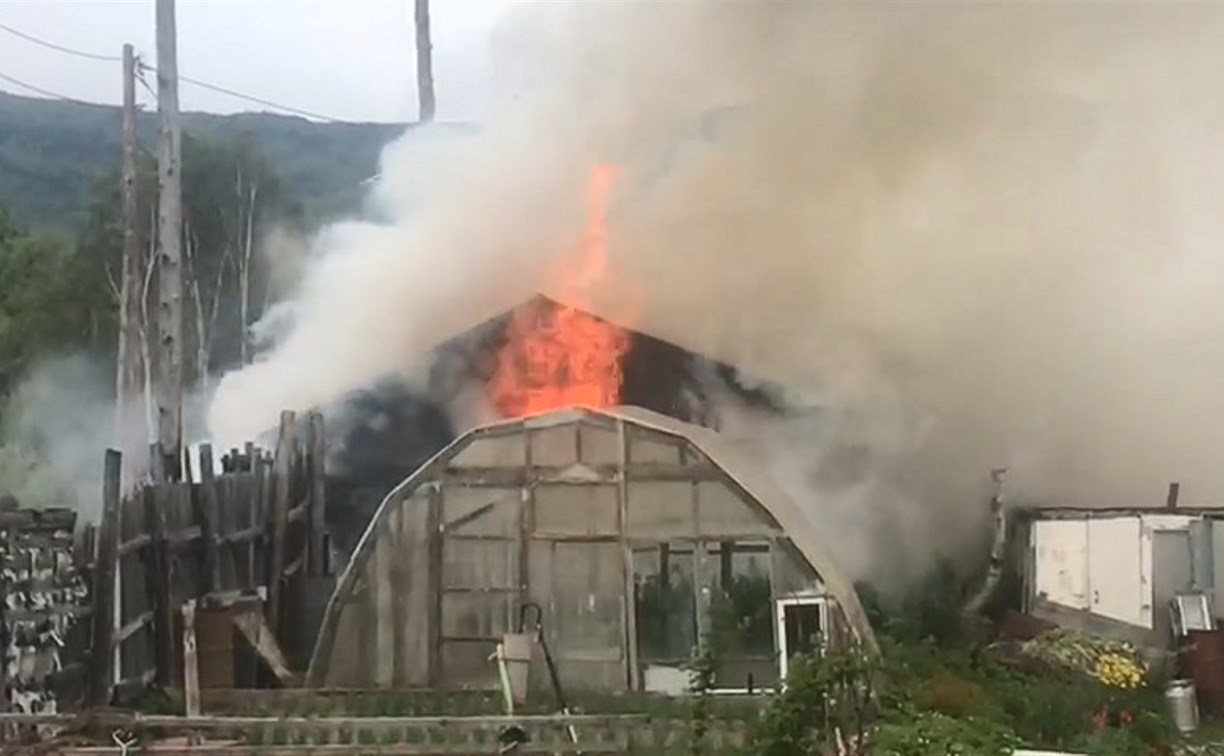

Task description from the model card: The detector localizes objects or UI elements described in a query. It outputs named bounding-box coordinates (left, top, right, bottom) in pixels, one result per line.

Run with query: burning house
left=291, top=162, right=881, bottom=695
left=307, top=405, right=877, bottom=694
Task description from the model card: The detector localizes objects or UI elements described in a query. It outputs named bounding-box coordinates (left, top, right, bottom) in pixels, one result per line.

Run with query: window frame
left=775, top=594, right=830, bottom=683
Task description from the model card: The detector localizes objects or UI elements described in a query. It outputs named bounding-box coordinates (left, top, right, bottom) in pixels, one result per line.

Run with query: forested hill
left=0, top=91, right=407, bottom=229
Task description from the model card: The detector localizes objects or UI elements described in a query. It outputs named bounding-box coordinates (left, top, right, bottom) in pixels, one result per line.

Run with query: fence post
left=196, top=443, right=223, bottom=594
left=182, top=599, right=200, bottom=716
left=307, top=412, right=327, bottom=576
left=268, top=411, right=295, bottom=635
left=89, top=449, right=122, bottom=707
left=142, top=485, right=175, bottom=686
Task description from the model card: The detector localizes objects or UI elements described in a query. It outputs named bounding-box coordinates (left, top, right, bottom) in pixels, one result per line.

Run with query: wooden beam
left=268, top=411, right=295, bottom=636
left=164, top=524, right=203, bottom=546
left=196, top=443, right=223, bottom=594
left=232, top=608, right=298, bottom=686
left=617, top=418, right=639, bottom=692
left=142, top=484, right=176, bottom=687
left=182, top=599, right=200, bottom=716
left=308, top=412, right=327, bottom=576
left=88, top=449, right=122, bottom=706
left=425, top=485, right=442, bottom=688
left=441, top=462, right=724, bottom=487
left=113, top=610, right=154, bottom=646
left=116, top=532, right=152, bottom=557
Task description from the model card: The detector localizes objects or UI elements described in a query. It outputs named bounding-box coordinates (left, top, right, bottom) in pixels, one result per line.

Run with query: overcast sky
left=0, top=0, right=519, bottom=123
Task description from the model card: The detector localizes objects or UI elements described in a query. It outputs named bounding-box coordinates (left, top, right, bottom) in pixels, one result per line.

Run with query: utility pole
left=116, top=42, right=145, bottom=488
left=414, top=0, right=436, bottom=122
left=155, top=0, right=184, bottom=480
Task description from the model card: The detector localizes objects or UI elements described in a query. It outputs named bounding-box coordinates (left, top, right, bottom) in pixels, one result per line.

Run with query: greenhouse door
left=437, top=488, right=524, bottom=689
left=528, top=540, right=626, bottom=693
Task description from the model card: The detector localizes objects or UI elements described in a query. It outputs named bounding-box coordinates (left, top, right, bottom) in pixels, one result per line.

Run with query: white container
left=1166, top=678, right=1200, bottom=734
left=500, top=632, right=534, bottom=705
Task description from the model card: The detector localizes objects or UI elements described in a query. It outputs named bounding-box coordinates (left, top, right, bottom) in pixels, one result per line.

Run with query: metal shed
left=307, top=406, right=877, bottom=694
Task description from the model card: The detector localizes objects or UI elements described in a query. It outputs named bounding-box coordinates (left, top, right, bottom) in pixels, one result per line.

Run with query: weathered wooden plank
left=0, top=712, right=651, bottom=727
left=308, top=412, right=327, bottom=576
left=268, top=412, right=295, bottom=637
left=282, top=554, right=305, bottom=578
left=142, top=484, right=176, bottom=687
left=426, top=487, right=443, bottom=688
left=116, top=532, right=152, bottom=557
left=373, top=510, right=395, bottom=688
left=55, top=738, right=631, bottom=748
left=222, top=524, right=262, bottom=545
left=183, top=599, right=200, bottom=717
left=88, top=449, right=122, bottom=706
left=617, top=418, right=639, bottom=692
left=166, top=524, right=204, bottom=546
left=113, top=667, right=158, bottom=702
left=287, top=503, right=307, bottom=525
left=112, top=609, right=154, bottom=646
left=197, top=444, right=223, bottom=594
left=443, top=462, right=724, bottom=487
left=232, top=609, right=297, bottom=685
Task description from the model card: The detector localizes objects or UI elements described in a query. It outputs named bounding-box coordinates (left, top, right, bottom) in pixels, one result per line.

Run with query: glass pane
left=784, top=603, right=824, bottom=658
left=705, top=542, right=775, bottom=657
left=633, top=544, right=697, bottom=663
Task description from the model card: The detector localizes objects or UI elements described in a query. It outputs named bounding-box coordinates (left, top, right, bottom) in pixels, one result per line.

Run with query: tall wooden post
left=89, top=450, right=122, bottom=706
left=117, top=43, right=145, bottom=489
left=414, top=0, right=436, bottom=122
left=155, top=0, right=184, bottom=480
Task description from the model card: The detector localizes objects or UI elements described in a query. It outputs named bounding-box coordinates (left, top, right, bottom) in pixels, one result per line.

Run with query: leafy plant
left=872, top=711, right=1020, bottom=756
left=752, top=645, right=879, bottom=756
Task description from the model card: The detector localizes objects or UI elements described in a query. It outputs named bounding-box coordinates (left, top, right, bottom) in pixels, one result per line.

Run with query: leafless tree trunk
left=184, top=223, right=229, bottom=392
left=414, top=0, right=436, bottom=122
left=156, top=0, right=184, bottom=480
left=237, top=172, right=258, bottom=366
left=140, top=206, right=159, bottom=452
left=117, top=43, right=146, bottom=489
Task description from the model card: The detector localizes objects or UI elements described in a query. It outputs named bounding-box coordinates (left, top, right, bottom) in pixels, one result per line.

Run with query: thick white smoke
left=210, top=3, right=1224, bottom=583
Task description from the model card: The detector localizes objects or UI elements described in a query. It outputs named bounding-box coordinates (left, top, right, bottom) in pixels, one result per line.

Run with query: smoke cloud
left=0, top=356, right=115, bottom=520
left=209, top=3, right=1224, bottom=583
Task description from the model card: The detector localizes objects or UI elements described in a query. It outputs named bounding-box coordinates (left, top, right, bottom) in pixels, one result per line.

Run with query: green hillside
left=0, top=91, right=407, bottom=230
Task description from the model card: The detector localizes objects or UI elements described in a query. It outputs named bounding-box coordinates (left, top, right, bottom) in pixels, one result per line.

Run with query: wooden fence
left=0, top=711, right=751, bottom=755
left=89, top=410, right=328, bottom=706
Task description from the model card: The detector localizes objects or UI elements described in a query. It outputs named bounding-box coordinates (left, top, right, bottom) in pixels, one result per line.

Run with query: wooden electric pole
left=116, top=42, right=145, bottom=487
left=155, top=0, right=184, bottom=480
left=414, top=0, right=436, bottom=122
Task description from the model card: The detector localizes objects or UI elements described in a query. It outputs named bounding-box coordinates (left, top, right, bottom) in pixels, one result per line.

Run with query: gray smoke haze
left=210, top=3, right=1224, bottom=583
left=0, top=356, right=115, bottom=520
left=0, top=356, right=221, bottom=520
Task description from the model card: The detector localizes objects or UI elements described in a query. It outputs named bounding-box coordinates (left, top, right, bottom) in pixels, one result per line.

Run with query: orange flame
left=488, top=164, right=629, bottom=418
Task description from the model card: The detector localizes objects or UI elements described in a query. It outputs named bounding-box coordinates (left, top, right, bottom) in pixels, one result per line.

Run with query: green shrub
left=872, top=710, right=1020, bottom=756
left=918, top=672, right=992, bottom=719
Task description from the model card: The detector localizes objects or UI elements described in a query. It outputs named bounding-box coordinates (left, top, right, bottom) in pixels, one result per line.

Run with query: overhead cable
left=0, top=20, right=344, bottom=122
left=0, top=69, right=104, bottom=106
left=0, top=21, right=121, bottom=62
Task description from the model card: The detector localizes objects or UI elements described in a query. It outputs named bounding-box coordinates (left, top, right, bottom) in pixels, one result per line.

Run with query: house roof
left=309, top=405, right=878, bottom=683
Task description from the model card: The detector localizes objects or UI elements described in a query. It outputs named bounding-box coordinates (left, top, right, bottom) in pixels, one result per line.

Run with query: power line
left=0, top=69, right=104, bottom=107
left=0, top=20, right=345, bottom=122
left=142, top=63, right=341, bottom=123
left=0, top=21, right=121, bottom=62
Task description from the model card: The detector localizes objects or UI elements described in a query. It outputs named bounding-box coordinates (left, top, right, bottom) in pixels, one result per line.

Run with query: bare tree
left=155, top=0, right=185, bottom=479
left=116, top=42, right=145, bottom=487
left=415, top=0, right=436, bottom=122
left=184, top=222, right=229, bottom=391
left=236, top=168, right=259, bottom=366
